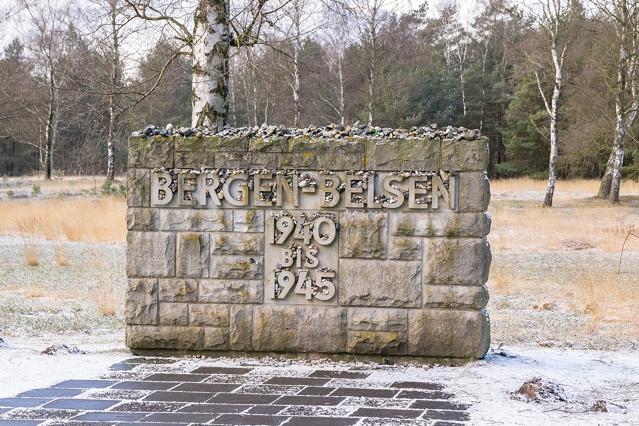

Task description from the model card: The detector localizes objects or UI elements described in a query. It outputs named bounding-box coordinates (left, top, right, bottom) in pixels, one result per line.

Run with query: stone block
left=210, top=255, right=263, bottom=280
left=248, top=152, right=280, bottom=168
left=128, top=136, right=174, bottom=169
left=214, top=152, right=246, bottom=168
left=230, top=305, right=253, bottom=351
left=211, top=233, right=263, bottom=255
left=369, top=138, right=440, bottom=171
left=388, top=237, right=422, bottom=260
left=127, top=168, right=150, bottom=207
left=408, top=309, right=490, bottom=358
left=423, top=238, right=491, bottom=285
left=347, top=331, right=407, bottom=355
left=347, top=308, right=408, bottom=332
left=189, top=304, right=230, bottom=327
left=202, top=327, right=229, bottom=350
left=174, top=150, right=216, bottom=168
left=126, top=325, right=204, bottom=350
left=199, top=279, right=263, bottom=304
left=339, top=259, right=421, bottom=307
left=390, top=212, right=490, bottom=238
left=458, top=172, right=491, bottom=212
left=440, top=138, right=489, bottom=172
left=177, top=233, right=209, bottom=278
left=159, top=302, right=188, bottom=326
left=234, top=210, right=264, bottom=232
left=249, top=137, right=290, bottom=152
left=158, top=279, right=198, bottom=302
left=424, top=284, right=489, bottom=310
left=125, top=279, right=158, bottom=325
left=127, top=232, right=175, bottom=277
left=127, top=208, right=159, bottom=231
left=339, top=212, right=387, bottom=258
left=252, top=305, right=346, bottom=353
left=160, top=209, right=231, bottom=232
left=176, top=135, right=248, bottom=152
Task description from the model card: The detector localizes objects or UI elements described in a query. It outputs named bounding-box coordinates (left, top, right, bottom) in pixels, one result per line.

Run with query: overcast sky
left=1, top=0, right=481, bottom=61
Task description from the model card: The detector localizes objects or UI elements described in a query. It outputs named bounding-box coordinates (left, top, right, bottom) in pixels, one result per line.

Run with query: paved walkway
left=0, top=357, right=470, bottom=425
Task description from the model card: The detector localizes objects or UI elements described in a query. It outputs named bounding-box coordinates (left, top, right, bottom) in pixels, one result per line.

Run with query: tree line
left=0, top=0, right=638, bottom=205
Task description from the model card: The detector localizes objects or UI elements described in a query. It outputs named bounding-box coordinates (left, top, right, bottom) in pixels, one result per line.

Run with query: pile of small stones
left=133, top=122, right=482, bottom=141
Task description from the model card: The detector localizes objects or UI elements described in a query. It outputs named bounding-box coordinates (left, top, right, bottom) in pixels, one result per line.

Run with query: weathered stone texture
left=339, top=260, right=421, bottom=307
left=159, top=302, right=188, bottom=326
left=160, top=209, right=231, bottom=232
left=347, top=308, right=408, bottom=332
left=189, top=304, right=230, bottom=327
left=252, top=306, right=346, bottom=353
left=125, top=279, right=158, bottom=325
left=423, top=238, right=491, bottom=285
left=127, top=232, right=175, bottom=277
left=347, top=308, right=408, bottom=354
left=458, top=172, right=491, bottom=212
left=211, top=233, right=263, bottom=255
left=234, top=210, right=264, bottom=232
left=424, top=284, right=489, bottom=310
left=388, top=237, right=422, bottom=260
left=199, top=279, right=263, bottom=304
left=126, top=325, right=209, bottom=350
left=440, top=138, right=489, bottom=172
left=127, top=168, right=150, bottom=207
left=408, top=309, right=490, bottom=358
left=158, top=279, right=198, bottom=303
left=371, top=138, right=440, bottom=171
left=210, top=255, right=263, bottom=280
left=347, top=331, right=406, bottom=355
left=390, top=212, right=490, bottom=238
left=128, top=136, right=174, bottom=168
left=127, top=134, right=492, bottom=359
left=230, top=305, right=253, bottom=351
left=127, top=208, right=159, bottom=231
left=176, top=233, right=209, bottom=278
left=339, top=212, right=387, bottom=258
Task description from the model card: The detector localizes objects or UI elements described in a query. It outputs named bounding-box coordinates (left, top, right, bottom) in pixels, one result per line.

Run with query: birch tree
left=22, top=0, right=75, bottom=180
left=529, top=0, right=570, bottom=207
left=125, top=0, right=287, bottom=130
left=595, top=0, right=639, bottom=203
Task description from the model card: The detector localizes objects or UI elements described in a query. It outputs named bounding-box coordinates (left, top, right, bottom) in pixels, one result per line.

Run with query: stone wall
left=126, top=129, right=491, bottom=359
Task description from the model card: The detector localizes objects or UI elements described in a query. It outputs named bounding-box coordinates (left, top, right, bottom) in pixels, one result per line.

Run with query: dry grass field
left=0, top=177, right=638, bottom=351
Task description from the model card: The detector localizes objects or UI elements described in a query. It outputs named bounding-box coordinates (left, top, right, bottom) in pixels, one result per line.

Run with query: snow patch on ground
left=0, top=334, right=128, bottom=398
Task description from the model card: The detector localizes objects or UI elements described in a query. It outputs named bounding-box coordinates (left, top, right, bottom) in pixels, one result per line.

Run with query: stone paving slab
left=0, top=357, right=471, bottom=425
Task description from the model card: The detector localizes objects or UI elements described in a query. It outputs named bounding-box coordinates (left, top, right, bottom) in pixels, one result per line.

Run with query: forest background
left=1, top=0, right=638, bottom=196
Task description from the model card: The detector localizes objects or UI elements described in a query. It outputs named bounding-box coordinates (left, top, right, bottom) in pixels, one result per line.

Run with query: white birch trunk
left=106, top=0, right=119, bottom=181
left=192, top=0, right=229, bottom=129
left=338, top=55, right=345, bottom=126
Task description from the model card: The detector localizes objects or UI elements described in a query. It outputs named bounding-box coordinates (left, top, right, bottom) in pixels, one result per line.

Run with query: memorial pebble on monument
left=125, top=125, right=492, bottom=360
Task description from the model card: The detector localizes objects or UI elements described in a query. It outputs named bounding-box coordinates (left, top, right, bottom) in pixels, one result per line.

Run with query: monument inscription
left=126, top=128, right=492, bottom=359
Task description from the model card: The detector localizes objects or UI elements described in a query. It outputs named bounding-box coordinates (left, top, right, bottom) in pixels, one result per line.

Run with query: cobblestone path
left=0, top=357, right=470, bottom=425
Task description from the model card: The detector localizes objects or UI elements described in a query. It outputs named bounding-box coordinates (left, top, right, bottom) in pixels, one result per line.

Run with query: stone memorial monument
left=126, top=125, right=491, bottom=359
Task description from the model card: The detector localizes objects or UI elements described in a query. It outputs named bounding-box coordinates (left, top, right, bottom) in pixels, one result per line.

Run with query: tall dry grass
left=0, top=197, right=126, bottom=242
left=489, top=201, right=639, bottom=252
left=23, top=240, right=40, bottom=266
left=491, top=178, right=639, bottom=194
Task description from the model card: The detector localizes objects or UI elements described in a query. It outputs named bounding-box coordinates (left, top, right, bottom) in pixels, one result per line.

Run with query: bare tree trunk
left=337, top=55, right=345, bottom=126
left=367, top=51, right=375, bottom=126
left=229, top=56, right=237, bottom=127
left=480, top=39, right=488, bottom=132
left=192, top=0, right=229, bottom=129
left=44, top=68, right=56, bottom=180
left=291, top=0, right=302, bottom=127
left=245, top=48, right=258, bottom=127
left=537, top=39, right=564, bottom=208
left=106, top=0, right=119, bottom=182
left=457, top=44, right=468, bottom=117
